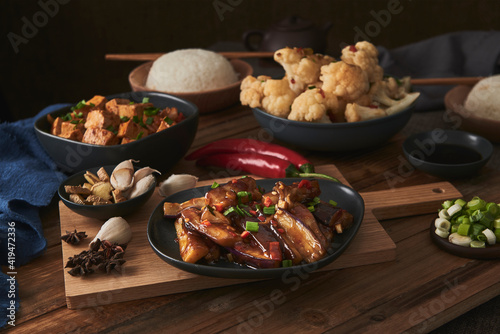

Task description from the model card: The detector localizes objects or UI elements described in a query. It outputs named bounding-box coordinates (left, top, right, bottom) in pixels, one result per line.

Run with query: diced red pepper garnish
left=296, top=47, right=303, bottom=53
left=277, top=228, right=285, bottom=234
left=290, top=78, right=296, bottom=84
left=176, top=113, right=185, bottom=122
left=214, top=203, right=224, bottom=212
left=232, top=179, right=238, bottom=184
left=258, top=215, right=266, bottom=222
left=241, top=231, right=250, bottom=239
left=263, top=196, right=273, bottom=207
left=298, top=179, right=311, bottom=189
left=249, top=209, right=257, bottom=216
left=368, top=104, right=378, bottom=109
left=268, top=241, right=282, bottom=261
left=349, top=45, right=357, bottom=52
left=201, top=220, right=212, bottom=226
left=270, top=219, right=278, bottom=226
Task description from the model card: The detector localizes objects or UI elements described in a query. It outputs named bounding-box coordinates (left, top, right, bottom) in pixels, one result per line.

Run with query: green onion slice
left=245, top=221, right=259, bottom=232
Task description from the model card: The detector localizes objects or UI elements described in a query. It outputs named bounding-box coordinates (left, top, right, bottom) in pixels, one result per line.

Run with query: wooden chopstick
left=409, top=77, right=482, bottom=86
left=105, top=52, right=483, bottom=86
left=105, top=51, right=275, bottom=61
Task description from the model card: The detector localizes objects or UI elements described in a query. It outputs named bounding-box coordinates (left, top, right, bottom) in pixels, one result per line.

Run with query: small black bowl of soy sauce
left=402, top=129, right=493, bottom=178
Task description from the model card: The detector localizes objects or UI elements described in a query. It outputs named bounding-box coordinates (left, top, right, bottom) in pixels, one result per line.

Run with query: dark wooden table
left=7, top=105, right=500, bottom=333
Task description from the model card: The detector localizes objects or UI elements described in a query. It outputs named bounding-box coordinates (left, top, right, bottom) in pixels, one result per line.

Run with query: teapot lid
left=273, top=16, right=314, bottom=32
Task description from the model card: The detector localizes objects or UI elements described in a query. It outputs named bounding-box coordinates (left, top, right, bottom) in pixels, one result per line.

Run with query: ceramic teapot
left=243, top=16, right=332, bottom=53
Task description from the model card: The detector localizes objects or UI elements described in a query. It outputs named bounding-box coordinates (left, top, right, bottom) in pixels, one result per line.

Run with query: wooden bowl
left=444, top=85, right=500, bottom=143
left=129, top=59, right=253, bottom=114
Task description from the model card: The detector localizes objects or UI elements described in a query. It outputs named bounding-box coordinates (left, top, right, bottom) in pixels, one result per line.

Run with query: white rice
left=146, top=49, right=239, bottom=93
left=464, top=75, right=500, bottom=121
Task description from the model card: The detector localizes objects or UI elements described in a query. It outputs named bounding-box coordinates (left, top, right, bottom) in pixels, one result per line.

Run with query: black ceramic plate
left=59, top=165, right=156, bottom=221
left=147, top=178, right=365, bottom=279
left=430, top=220, right=500, bottom=259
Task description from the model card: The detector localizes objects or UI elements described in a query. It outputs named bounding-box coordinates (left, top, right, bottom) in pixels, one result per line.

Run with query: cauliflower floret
left=344, top=103, right=387, bottom=122
left=384, top=76, right=410, bottom=99
left=341, top=41, right=383, bottom=83
left=320, top=61, right=369, bottom=102
left=288, top=88, right=345, bottom=123
left=240, top=75, right=270, bottom=108
left=274, top=47, right=335, bottom=94
left=261, top=77, right=298, bottom=118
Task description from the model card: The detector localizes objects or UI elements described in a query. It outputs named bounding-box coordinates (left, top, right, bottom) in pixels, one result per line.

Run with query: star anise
left=61, top=229, right=88, bottom=245
left=65, top=239, right=128, bottom=277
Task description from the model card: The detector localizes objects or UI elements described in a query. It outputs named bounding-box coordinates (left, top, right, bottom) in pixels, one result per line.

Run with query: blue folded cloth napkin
left=377, top=30, right=500, bottom=111
left=0, top=103, right=69, bottom=328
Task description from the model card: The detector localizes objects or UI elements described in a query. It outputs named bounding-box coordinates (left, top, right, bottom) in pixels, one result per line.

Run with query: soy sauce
left=414, top=144, right=482, bottom=164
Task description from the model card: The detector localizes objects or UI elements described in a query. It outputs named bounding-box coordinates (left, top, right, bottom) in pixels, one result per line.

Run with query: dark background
left=1, top=0, right=500, bottom=122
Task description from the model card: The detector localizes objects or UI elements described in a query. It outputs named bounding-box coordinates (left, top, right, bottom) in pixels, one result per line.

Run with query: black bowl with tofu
left=34, top=91, right=199, bottom=173
left=58, top=165, right=156, bottom=220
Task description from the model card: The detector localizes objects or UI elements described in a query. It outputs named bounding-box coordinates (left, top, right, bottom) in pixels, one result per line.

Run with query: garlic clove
left=110, top=159, right=138, bottom=191
left=134, top=167, right=161, bottom=183
left=158, top=174, right=198, bottom=197
left=128, top=174, right=156, bottom=199
left=111, top=168, right=135, bottom=191
left=89, top=216, right=132, bottom=248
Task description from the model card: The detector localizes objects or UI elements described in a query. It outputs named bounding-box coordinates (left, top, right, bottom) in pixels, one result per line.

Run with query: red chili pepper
left=249, top=209, right=257, bottom=216
left=298, top=179, right=311, bottom=189
left=241, top=231, right=250, bottom=238
left=185, top=138, right=311, bottom=171
left=268, top=241, right=282, bottom=261
left=196, top=153, right=340, bottom=182
left=201, top=220, right=212, bottom=226
left=349, top=45, right=357, bottom=52
left=214, top=203, right=224, bottom=212
left=258, top=215, right=266, bottom=222
left=263, top=196, right=273, bottom=207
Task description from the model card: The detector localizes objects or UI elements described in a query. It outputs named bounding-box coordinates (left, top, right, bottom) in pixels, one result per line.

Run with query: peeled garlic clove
left=134, top=167, right=160, bottom=183
left=159, top=174, right=198, bottom=197
left=128, top=174, right=156, bottom=199
left=110, top=159, right=137, bottom=191
left=90, top=216, right=132, bottom=248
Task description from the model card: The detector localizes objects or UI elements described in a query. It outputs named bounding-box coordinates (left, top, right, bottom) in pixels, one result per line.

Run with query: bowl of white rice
left=445, top=75, right=500, bottom=143
left=129, top=49, right=253, bottom=113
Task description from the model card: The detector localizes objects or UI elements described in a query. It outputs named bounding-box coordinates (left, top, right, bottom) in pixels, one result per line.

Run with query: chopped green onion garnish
left=454, top=198, right=466, bottom=207
left=142, top=97, right=150, bottom=103
left=164, top=116, right=174, bottom=125
left=144, top=107, right=159, bottom=116
left=129, top=101, right=135, bottom=105
left=135, top=132, right=143, bottom=140
left=282, top=259, right=292, bottom=267
left=145, top=117, right=154, bottom=125
left=442, top=200, right=454, bottom=210
left=240, top=175, right=248, bottom=178
left=223, top=207, right=235, bottom=216
left=467, top=197, right=486, bottom=211
left=262, top=206, right=275, bottom=215
left=120, top=116, right=130, bottom=122
left=245, top=221, right=259, bottom=232
left=211, top=181, right=219, bottom=189
left=470, top=240, right=486, bottom=248
left=237, top=191, right=252, bottom=202
left=71, top=100, right=87, bottom=111
left=457, top=223, right=471, bottom=236
left=307, top=205, right=315, bottom=212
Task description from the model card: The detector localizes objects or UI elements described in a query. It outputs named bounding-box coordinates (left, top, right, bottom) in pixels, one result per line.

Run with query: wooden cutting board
left=59, top=165, right=461, bottom=309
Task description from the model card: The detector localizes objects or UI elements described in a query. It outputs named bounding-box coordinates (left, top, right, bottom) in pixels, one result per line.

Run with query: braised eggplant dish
left=47, top=95, right=184, bottom=145
left=163, top=176, right=353, bottom=269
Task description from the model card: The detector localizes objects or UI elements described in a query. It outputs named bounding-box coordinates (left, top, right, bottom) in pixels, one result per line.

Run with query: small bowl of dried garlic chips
left=58, top=159, right=159, bottom=220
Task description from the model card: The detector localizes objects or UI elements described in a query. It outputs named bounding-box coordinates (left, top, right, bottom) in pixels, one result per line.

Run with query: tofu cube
left=84, top=109, right=120, bottom=131
left=82, top=127, right=119, bottom=146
